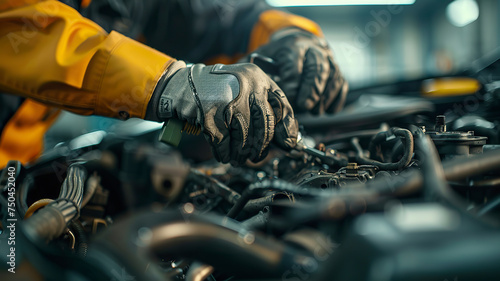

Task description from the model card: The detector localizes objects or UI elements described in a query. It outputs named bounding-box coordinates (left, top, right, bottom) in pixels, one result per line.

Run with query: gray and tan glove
left=147, top=61, right=298, bottom=165
left=247, top=28, right=349, bottom=115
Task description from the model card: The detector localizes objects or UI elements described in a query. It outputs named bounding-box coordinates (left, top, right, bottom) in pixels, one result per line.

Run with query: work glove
left=246, top=28, right=349, bottom=115
left=148, top=61, right=298, bottom=165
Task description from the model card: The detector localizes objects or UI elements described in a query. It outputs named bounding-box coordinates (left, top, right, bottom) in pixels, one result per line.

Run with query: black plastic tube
left=413, top=130, right=452, bottom=201
left=228, top=169, right=423, bottom=220
left=22, top=199, right=79, bottom=243
left=241, top=207, right=271, bottom=229
left=69, top=220, right=89, bottom=257
left=89, top=209, right=312, bottom=281
left=284, top=169, right=423, bottom=227
left=243, top=193, right=293, bottom=214
left=188, top=168, right=241, bottom=205
left=356, top=128, right=414, bottom=170
left=227, top=180, right=306, bottom=219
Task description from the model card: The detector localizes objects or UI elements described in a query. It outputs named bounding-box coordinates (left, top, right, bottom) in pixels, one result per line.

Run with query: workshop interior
left=2, top=0, right=500, bottom=280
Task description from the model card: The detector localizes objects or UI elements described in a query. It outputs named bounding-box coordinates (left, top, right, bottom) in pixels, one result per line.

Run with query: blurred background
left=46, top=0, right=500, bottom=146
left=273, top=0, right=500, bottom=87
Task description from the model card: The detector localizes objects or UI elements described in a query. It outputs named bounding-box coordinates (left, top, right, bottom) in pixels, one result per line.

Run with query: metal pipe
left=241, top=207, right=271, bottom=229
left=442, top=148, right=500, bottom=182
left=185, top=262, right=214, bottom=281
left=89, top=209, right=312, bottom=280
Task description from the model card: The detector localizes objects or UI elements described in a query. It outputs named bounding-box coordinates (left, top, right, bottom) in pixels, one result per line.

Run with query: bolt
left=346, top=163, right=358, bottom=170
left=183, top=203, right=195, bottom=214
left=435, top=115, right=446, bottom=132
left=346, top=163, right=359, bottom=177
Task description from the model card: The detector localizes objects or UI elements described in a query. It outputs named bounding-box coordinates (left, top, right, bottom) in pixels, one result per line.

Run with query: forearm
left=0, top=1, right=174, bottom=119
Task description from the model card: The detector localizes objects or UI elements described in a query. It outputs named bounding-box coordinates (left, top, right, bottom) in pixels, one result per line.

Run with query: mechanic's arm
left=0, top=1, right=297, bottom=165
left=147, top=0, right=348, bottom=114
left=0, top=0, right=171, bottom=119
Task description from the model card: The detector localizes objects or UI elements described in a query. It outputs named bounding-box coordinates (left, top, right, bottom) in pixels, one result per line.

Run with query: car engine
left=1, top=59, right=500, bottom=281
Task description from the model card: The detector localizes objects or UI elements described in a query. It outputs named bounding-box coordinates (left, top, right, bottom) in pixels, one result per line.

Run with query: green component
left=159, top=119, right=184, bottom=147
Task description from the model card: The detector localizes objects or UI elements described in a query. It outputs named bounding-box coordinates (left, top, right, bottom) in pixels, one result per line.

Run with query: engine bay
left=2, top=63, right=500, bottom=281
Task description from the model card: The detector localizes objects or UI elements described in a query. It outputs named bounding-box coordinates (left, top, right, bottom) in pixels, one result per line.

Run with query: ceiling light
left=446, top=0, right=479, bottom=27
left=266, top=0, right=416, bottom=7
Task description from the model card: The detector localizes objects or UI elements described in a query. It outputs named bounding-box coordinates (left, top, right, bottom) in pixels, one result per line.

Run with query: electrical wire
left=58, top=164, right=87, bottom=207
left=23, top=163, right=87, bottom=243
left=24, top=199, right=54, bottom=219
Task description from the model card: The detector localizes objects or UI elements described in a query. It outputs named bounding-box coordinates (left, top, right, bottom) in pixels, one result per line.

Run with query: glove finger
left=274, top=48, right=302, bottom=106
left=228, top=112, right=252, bottom=166
left=325, top=60, right=349, bottom=114
left=322, top=60, right=340, bottom=113
left=268, top=86, right=298, bottom=150
left=296, top=48, right=330, bottom=114
left=202, top=107, right=232, bottom=164
left=326, top=78, right=348, bottom=114
left=249, top=94, right=275, bottom=163
left=206, top=132, right=231, bottom=164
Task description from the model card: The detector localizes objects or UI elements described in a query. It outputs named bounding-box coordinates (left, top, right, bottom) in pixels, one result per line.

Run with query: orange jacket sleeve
left=0, top=99, right=59, bottom=167
left=0, top=0, right=175, bottom=119
left=248, top=10, right=323, bottom=53
left=204, top=9, right=324, bottom=65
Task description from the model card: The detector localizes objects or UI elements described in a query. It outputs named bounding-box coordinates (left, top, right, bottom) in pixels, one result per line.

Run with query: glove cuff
left=145, top=60, right=187, bottom=122
left=270, top=27, right=329, bottom=49
left=270, top=27, right=309, bottom=40
left=248, top=10, right=323, bottom=53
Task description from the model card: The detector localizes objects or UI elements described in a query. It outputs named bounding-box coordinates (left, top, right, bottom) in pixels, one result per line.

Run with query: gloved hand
left=147, top=61, right=298, bottom=165
left=246, top=28, right=348, bottom=115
